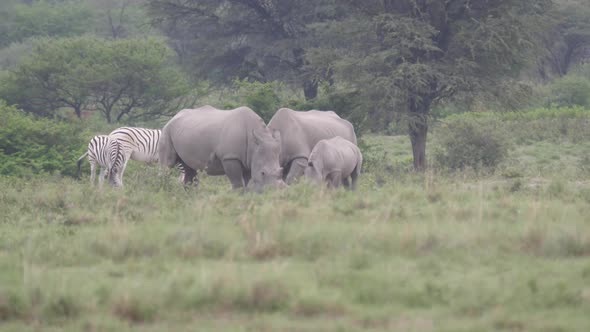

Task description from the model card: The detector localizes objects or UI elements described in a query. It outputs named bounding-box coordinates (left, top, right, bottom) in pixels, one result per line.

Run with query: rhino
left=267, top=108, right=357, bottom=184
left=158, top=105, right=285, bottom=191
left=304, top=136, right=363, bottom=190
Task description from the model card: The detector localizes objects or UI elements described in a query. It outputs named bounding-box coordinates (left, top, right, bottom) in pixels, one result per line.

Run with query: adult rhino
left=159, top=105, right=285, bottom=191
left=267, top=108, right=357, bottom=184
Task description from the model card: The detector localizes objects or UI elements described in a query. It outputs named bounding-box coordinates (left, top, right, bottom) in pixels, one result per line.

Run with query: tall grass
left=1, top=148, right=589, bottom=331
left=1, top=108, right=590, bottom=331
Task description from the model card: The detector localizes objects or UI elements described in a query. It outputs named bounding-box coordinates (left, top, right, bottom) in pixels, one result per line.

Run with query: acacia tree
left=1, top=36, right=191, bottom=122
left=545, top=0, right=590, bottom=77
left=146, top=0, right=337, bottom=100
left=87, top=0, right=155, bottom=39
left=307, top=0, right=552, bottom=170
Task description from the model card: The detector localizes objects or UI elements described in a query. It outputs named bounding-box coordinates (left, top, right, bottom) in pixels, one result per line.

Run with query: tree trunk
left=105, top=108, right=112, bottom=123
left=408, top=96, right=432, bottom=171
left=562, top=42, right=577, bottom=75
left=303, top=79, right=318, bottom=100
left=74, top=106, right=82, bottom=119
left=409, top=118, right=428, bottom=172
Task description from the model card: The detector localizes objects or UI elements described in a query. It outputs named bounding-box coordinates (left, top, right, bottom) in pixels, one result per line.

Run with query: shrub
left=550, top=75, right=590, bottom=108
left=440, top=107, right=590, bottom=143
left=0, top=100, right=87, bottom=177
left=433, top=117, right=509, bottom=171
left=227, top=80, right=285, bottom=122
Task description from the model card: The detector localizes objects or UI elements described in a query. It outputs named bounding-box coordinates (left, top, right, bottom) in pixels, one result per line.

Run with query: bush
left=0, top=100, right=87, bottom=177
left=440, top=107, right=590, bottom=143
left=233, top=80, right=285, bottom=122
left=550, top=75, right=590, bottom=107
left=433, top=117, right=509, bottom=171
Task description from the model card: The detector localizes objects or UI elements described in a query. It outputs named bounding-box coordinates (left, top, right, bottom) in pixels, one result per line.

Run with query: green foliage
left=86, top=0, right=155, bottom=39
left=0, top=36, right=191, bottom=122
left=1, top=156, right=590, bottom=330
left=433, top=117, right=510, bottom=172
left=550, top=75, right=590, bottom=107
left=0, top=100, right=87, bottom=177
left=0, top=0, right=94, bottom=47
left=147, top=0, right=332, bottom=98
left=442, top=106, right=590, bottom=144
left=230, top=80, right=285, bottom=122
left=0, top=40, right=33, bottom=69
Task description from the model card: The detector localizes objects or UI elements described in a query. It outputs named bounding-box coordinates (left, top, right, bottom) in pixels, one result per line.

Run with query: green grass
left=1, top=135, right=590, bottom=331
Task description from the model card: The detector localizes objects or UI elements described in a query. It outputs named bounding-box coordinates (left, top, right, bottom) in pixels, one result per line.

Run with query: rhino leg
left=342, top=177, right=351, bottom=189
left=183, top=166, right=198, bottom=186
left=222, top=159, right=245, bottom=189
left=243, top=169, right=252, bottom=187
left=327, top=170, right=342, bottom=189
left=285, top=157, right=308, bottom=184
left=350, top=164, right=360, bottom=191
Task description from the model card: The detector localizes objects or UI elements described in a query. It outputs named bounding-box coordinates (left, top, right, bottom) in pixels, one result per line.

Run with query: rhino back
left=268, top=108, right=357, bottom=165
left=165, top=106, right=264, bottom=171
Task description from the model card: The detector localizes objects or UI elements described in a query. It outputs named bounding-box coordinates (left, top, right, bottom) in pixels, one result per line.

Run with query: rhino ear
left=252, top=129, right=263, bottom=145
left=271, top=129, right=281, bottom=141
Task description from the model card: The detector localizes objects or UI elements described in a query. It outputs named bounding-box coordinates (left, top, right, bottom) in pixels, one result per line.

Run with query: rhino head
left=248, top=128, right=286, bottom=192
left=304, top=160, right=323, bottom=184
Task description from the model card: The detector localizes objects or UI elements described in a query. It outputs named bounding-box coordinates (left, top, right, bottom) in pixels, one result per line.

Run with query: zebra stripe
left=108, top=127, right=185, bottom=186
left=109, top=127, right=161, bottom=164
left=77, top=135, right=123, bottom=187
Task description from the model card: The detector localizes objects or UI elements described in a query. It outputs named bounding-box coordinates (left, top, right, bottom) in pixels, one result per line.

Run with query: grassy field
left=1, top=135, right=590, bottom=331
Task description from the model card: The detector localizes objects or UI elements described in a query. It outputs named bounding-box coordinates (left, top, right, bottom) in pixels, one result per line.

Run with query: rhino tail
left=355, top=149, right=363, bottom=176
left=158, top=125, right=178, bottom=168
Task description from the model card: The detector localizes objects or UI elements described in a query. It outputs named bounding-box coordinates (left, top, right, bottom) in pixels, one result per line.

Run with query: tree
left=546, top=0, right=590, bottom=76
left=146, top=0, right=337, bottom=100
left=0, top=0, right=94, bottom=48
left=87, top=0, right=155, bottom=39
left=0, top=36, right=191, bottom=123
left=306, top=0, right=552, bottom=171
left=0, top=99, right=87, bottom=177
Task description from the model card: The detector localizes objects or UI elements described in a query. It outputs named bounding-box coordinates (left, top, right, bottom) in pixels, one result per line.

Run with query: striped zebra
left=107, top=127, right=188, bottom=186
left=77, top=135, right=124, bottom=187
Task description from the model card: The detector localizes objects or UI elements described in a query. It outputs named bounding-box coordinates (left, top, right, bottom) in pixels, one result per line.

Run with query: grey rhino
left=267, top=108, right=357, bottom=184
left=158, top=105, right=285, bottom=191
left=304, top=136, right=363, bottom=190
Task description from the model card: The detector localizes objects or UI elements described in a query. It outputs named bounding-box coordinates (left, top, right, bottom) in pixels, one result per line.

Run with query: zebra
left=77, top=135, right=124, bottom=187
left=107, top=127, right=188, bottom=186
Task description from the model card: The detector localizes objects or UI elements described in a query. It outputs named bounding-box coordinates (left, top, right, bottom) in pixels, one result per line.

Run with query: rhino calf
left=304, top=136, right=362, bottom=190
left=267, top=108, right=357, bottom=184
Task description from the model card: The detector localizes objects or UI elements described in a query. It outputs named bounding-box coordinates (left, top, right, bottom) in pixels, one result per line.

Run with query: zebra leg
left=90, top=161, right=97, bottom=185
left=98, top=166, right=107, bottom=188
left=117, top=155, right=131, bottom=186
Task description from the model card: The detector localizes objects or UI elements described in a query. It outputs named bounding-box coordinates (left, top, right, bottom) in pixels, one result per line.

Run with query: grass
left=0, top=134, right=589, bottom=331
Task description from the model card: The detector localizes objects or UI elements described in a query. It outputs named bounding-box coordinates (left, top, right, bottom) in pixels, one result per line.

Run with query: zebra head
left=107, top=138, right=125, bottom=187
